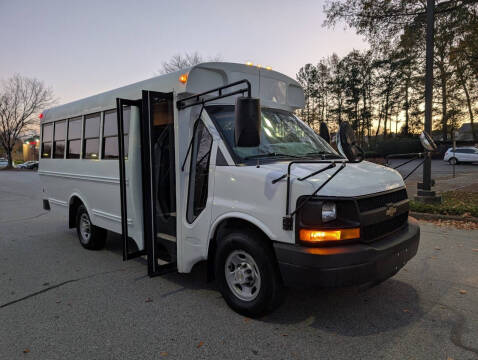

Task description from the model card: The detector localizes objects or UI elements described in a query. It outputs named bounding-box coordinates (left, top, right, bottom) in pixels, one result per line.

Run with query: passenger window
left=41, top=123, right=53, bottom=158
left=67, top=117, right=82, bottom=159
left=187, top=121, right=213, bottom=223
left=53, top=120, right=66, bottom=158
left=102, top=108, right=130, bottom=159
left=83, top=113, right=100, bottom=159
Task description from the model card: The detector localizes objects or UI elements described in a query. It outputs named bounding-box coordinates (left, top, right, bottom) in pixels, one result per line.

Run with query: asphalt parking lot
left=1, top=171, right=478, bottom=360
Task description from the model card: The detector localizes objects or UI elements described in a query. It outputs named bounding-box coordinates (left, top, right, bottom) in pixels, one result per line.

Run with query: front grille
left=361, top=212, right=408, bottom=242
left=357, top=189, right=408, bottom=212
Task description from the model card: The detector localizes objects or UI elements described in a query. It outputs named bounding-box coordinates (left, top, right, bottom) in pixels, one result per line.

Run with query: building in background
left=0, top=135, right=40, bottom=163
left=22, top=136, right=40, bottom=161
left=456, top=123, right=478, bottom=143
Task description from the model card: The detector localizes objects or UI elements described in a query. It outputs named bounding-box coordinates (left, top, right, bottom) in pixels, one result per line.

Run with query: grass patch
left=410, top=191, right=478, bottom=218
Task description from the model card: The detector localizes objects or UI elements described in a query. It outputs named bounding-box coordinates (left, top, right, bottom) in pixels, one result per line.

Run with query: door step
left=156, top=232, right=176, bottom=242
left=149, top=261, right=177, bottom=277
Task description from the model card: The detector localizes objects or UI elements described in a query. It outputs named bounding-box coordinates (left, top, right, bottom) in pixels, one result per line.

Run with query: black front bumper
left=274, top=217, right=420, bottom=288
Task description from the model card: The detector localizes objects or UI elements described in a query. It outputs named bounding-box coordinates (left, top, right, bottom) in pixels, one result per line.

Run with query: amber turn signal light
left=299, top=228, right=360, bottom=243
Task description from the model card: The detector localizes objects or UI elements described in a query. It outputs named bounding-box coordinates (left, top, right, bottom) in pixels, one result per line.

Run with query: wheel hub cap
left=79, top=213, right=91, bottom=243
left=225, top=250, right=261, bottom=302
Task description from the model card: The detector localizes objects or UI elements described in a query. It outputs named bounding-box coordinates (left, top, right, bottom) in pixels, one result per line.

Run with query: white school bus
left=39, top=62, right=420, bottom=316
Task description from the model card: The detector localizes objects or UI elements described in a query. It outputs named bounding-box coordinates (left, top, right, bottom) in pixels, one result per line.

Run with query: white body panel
left=210, top=161, right=404, bottom=244
left=39, top=107, right=144, bottom=248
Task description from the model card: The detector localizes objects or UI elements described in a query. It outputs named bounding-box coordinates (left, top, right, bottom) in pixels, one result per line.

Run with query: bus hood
left=262, top=160, right=405, bottom=197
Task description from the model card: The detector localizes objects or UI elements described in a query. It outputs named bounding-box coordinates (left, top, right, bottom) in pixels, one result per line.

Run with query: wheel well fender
left=68, top=193, right=89, bottom=229
left=206, top=214, right=277, bottom=282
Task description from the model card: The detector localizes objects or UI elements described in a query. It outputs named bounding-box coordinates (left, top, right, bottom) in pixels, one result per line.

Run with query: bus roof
left=41, top=62, right=305, bottom=123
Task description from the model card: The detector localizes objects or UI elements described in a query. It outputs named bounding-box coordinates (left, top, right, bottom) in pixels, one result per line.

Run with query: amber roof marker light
left=245, top=62, right=272, bottom=70
left=179, top=73, right=188, bottom=84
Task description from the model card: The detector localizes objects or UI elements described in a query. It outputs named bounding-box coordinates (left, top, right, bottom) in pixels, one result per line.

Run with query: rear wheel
left=76, top=204, right=106, bottom=250
left=449, top=157, right=458, bottom=165
left=215, top=228, right=284, bottom=317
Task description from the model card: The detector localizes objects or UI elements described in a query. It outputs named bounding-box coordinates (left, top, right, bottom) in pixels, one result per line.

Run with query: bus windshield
left=207, top=105, right=341, bottom=162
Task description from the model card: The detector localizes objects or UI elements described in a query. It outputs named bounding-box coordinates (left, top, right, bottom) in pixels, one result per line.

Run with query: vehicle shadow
left=262, top=280, right=422, bottom=336
left=104, top=232, right=216, bottom=291
left=105, top=232, right=422, bottom=336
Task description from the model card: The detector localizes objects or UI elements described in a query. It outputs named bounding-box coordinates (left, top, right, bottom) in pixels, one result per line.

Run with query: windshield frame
left=206, top=105, right=342, bottom=165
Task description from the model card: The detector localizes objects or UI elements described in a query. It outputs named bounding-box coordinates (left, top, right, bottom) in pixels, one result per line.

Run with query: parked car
left=0, top=159, right=8, bottom=168
left=19, top=161, right=38, bottom=169
left=15, top=162, right=29, bottom=168
left=14, top=161, right=38, bottom=169
left=443, top=146, right=478, bottom=164
left=27, top=161, right=39, bottom=170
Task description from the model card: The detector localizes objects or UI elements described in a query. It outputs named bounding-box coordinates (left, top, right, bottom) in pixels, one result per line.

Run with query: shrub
left=374, top=138, right=422, bottom=157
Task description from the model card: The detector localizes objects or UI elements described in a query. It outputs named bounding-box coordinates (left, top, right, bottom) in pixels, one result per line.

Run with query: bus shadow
left=104, top=232, right=216, bottom=292
left=263, top=279, right=422, bottom=336
left=105, top=233, right=422, bottom=336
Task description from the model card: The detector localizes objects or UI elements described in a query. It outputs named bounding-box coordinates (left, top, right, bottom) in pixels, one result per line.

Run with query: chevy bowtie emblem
left=385, top=204, right=397, bottom=217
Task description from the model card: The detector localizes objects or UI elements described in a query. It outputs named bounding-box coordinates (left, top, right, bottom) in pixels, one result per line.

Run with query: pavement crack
left=0, top=212, right=48, bottom=224
left=440, top=303, right=478, bottom=357
left=161, top=287, right=187, bottom=298
left=0, top=268, right=126, bottom=309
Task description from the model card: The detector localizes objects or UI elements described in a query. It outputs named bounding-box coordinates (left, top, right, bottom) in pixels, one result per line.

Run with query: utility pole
left=417, top=0, right=441, bottom=203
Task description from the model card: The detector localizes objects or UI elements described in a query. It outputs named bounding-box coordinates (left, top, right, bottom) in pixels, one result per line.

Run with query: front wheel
left=76, top=204, right=106, bottom=250
left=449, top=157, right=458, bottom=165
left=215, top=229, right=284, bottom=317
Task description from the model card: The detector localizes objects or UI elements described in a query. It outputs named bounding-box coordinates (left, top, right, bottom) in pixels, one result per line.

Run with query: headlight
left=322, top=202, right=336, bottom=223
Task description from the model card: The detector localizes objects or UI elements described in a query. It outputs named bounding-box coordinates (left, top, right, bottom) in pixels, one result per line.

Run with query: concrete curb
left=410, top=211, right=478, bottom=223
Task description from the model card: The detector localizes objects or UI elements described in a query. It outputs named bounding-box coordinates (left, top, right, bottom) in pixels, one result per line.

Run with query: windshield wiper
left=303, top=151, right=342, bottom=159
left=244, top=152, right=301, bottom=160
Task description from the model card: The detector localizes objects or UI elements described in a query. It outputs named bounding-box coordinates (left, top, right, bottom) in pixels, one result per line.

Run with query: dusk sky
left=0, top=0, right=368, bottom=105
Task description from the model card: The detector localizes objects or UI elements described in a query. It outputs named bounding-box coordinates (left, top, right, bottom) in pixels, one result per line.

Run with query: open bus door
left=116, top=91, right=177, bottom=276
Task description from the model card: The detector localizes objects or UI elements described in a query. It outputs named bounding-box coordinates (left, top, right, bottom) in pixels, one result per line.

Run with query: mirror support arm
left=290, top=163, right=346, bottom=217
left=277, top=160, right=347, bottom=230
left=403, top=158, right=427, bottom=181
left=176, top=79, right=252, bottom=110
left=385, top=153, right=424, bottom=169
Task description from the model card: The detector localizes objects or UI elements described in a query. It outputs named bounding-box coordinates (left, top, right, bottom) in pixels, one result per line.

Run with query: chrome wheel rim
left=79, top=213, right=91, bottom=244
left=225, top=250, right=261, bottom=302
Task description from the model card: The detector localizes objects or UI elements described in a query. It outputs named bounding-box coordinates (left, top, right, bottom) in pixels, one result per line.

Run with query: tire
left=215, top=228, right=284, bottom=317
left=76, top=204, right=106, bottom=250
left=449, top=157, right=458, bottom=165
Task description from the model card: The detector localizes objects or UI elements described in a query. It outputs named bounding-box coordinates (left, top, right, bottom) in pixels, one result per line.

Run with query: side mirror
left=235, top=97, right=261, bottom=147
left=319, top=122, right=330, bottom=143
left=336, top=122, right=363, bottom=162
left=420, top=131, right=437, bottom=151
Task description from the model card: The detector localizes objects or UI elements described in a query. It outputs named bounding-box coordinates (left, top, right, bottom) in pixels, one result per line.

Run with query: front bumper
left=274, top=217, right=420, bottom=288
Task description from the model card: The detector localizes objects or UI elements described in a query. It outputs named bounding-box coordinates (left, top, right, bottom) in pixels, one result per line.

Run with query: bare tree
left=159, top=51, right=222, bottom=74
left=0, top=74, right=55, bottom=168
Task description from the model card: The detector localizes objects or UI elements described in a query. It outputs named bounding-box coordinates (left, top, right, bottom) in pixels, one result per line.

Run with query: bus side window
left=83, top=113, right=101, bottom=159
left=67, top=117, right=82, bottom=159
left=186, top=121, right=213, bottom=223
left=53, top=120, right=66, bottom=158
left=41, top=123, right=53, bottom=158
left=102, top=108, right=130, bottom=159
